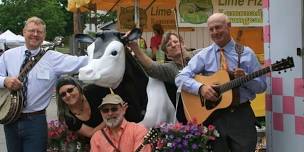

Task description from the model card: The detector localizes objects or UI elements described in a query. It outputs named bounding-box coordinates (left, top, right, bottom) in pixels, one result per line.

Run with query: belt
left=20, top=109, right=46, bottom=117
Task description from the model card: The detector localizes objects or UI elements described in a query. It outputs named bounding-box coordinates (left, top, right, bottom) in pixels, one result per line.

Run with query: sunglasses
left=100, top=107, right=119, bottom=113
left=59, top=86, right=76, bottom=98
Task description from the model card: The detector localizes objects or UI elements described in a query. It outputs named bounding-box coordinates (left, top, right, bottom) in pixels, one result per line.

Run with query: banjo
left=0, top=49, right=47, bottom=124
left=0, top=39, right=62, bottom=124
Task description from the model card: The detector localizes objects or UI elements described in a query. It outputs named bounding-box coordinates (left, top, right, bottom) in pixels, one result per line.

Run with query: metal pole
left=302, top=0, right=304, bottom=80
left=134, top=0, right=139, bottom=28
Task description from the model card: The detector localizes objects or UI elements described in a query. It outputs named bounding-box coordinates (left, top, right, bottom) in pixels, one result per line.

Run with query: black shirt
left=65, top=84, right=109, bottom=131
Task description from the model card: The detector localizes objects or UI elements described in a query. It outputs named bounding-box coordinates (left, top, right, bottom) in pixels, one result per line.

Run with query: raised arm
left=127, top=42, right=153, bottom=69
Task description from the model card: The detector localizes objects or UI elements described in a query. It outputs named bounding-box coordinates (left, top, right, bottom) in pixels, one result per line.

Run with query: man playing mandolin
left=175, top=13, right=267, bottom=152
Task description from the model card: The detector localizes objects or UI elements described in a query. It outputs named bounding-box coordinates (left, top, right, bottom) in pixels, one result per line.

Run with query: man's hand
left=233, top=68, right=245, bottom=78
left=200, top=84, right=219, bottom=101
left=126, top=42, right=141, bottom=55
left=4, top=77, right=22, bottom=91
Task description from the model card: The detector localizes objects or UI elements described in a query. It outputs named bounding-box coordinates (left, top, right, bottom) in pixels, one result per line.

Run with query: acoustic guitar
left=181, top=57, right=295, bottom=124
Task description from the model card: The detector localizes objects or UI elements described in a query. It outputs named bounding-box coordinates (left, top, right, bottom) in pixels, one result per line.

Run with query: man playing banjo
left=0, top=16, right=88, bottom=151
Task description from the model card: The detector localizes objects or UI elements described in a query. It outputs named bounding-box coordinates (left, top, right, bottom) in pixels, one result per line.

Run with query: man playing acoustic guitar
left=175, top=13, right=267, bottom=152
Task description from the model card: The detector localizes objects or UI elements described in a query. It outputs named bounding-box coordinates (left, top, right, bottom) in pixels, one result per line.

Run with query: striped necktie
left=219, top=48, right=228, bottom=70
left=20, top=50, right=31, bottom=107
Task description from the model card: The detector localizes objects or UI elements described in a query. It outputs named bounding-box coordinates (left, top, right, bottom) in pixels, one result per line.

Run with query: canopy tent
left=67, top=0, right=176, bottom=12
left=67, top=0, right=177, bottom=33
left=0, top=30, right=23, bottom=43
left=0, top=30, right=25, bottom=49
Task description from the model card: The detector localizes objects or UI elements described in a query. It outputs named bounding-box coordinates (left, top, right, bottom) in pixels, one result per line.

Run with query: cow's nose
left=79, top=67, right=95, bottom=80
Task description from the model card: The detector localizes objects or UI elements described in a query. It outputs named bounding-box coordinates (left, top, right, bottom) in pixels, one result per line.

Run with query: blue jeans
left=4, top=113, right=48, bottom=152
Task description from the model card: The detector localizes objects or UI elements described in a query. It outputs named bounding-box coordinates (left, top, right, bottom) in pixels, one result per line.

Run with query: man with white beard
left=90, top=94, right=152, bottom=152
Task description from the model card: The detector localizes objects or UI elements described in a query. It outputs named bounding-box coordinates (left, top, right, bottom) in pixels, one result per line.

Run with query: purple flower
left=155, top=121, right=219, bottom=151
left=182, top=140, right=188, bottom=146
left=175, top=137, right=181, bottom=142
left=192, top=144, right=198, bottom=149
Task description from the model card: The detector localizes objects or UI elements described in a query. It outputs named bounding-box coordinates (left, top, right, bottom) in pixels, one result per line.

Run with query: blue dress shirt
left=175, top=40, right=267, bottom=104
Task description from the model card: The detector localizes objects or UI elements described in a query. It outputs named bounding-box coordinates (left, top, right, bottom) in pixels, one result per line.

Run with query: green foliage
left=0, top=0, right=73, bottom=41
left=86, top=11, right=117, bottom=29
left=97, top=11, right=117, bottom=25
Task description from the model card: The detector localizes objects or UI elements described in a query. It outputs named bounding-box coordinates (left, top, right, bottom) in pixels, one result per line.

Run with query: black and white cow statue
left=78, top=29, right=176, bottom=128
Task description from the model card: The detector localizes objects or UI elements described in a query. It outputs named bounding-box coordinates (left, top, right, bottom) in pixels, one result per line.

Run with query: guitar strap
left=101, top=129, right=120, bottom=152
left=228, top=43, right=244, bottom=107
left=235, top=43, right=244, bottom=68
left=235, top=43, right=263, bottom=129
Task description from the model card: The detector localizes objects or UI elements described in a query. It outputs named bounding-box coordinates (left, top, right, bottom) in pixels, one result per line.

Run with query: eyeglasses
left=100, top=107, right=119, bottom=113
left=59, top=86, right=76, bottom=98
left=27, top=29, right=44, bottom=35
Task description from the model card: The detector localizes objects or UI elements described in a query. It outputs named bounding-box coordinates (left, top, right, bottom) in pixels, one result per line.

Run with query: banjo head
left=0, top=88, right=23, bottom=124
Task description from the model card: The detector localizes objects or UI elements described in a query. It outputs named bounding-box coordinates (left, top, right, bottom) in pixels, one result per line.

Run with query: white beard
left=104, top=115, right=123, bottom=128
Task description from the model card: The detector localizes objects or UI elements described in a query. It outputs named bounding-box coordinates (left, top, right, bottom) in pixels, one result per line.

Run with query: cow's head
left=78, top=29, right=142, bottom=88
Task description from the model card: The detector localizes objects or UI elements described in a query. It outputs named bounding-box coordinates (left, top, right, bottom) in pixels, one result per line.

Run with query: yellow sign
left=117, top=4, right=176, bottom=31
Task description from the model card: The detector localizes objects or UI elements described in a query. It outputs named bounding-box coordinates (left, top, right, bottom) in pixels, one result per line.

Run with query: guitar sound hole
left=205, top=96, right=221, bottom=110
left=205, top=86, right=221, bottom=110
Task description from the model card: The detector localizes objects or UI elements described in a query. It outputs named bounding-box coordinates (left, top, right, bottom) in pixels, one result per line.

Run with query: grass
left=55, top=46, right=70, bottom=54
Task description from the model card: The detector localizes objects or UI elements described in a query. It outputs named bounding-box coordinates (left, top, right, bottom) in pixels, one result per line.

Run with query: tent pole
left=134, top=0, right=140, bottom=28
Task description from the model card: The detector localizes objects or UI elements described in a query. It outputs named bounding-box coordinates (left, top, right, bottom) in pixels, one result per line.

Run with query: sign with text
left=177, top=0, right=263, bottom=27
left=117, top=3, right=176, bottom=32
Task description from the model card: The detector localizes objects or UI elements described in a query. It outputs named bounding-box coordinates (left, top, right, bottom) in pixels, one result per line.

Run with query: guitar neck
left=220, top=66, right=271, bottom=93
left=134, top=144, right=145, bottom=152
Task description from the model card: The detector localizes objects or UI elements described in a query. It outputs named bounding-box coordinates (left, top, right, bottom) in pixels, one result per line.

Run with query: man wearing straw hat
left=90, top=94, right=152, bottom=152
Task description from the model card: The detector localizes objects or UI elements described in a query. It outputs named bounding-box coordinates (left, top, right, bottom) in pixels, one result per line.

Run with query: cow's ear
left=122, top=28, right=142, bottom=43
left=75, top=34, right=95, bottom=44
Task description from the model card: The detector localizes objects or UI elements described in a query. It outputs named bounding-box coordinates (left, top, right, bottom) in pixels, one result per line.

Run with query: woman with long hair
left=56, top=76, right=108, bottom=138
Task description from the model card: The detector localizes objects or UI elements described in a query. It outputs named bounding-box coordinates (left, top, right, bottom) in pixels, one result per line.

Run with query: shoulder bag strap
left=101, top=129, right=120, bottom=152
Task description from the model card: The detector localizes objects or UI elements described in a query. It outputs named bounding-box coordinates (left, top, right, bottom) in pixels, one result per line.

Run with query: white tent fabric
left=0, top=30, right=25, bottom=49
left=0, top=30, right=22, bottom=42
left=16, top=35, right=25, bottom=42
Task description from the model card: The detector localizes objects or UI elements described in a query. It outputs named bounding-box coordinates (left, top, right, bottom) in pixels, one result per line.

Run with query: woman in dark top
left=56, top=76, right=109, bottom=138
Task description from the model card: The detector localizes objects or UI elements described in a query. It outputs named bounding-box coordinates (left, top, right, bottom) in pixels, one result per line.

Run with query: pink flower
left=208, top=125, right=215, bottom=131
